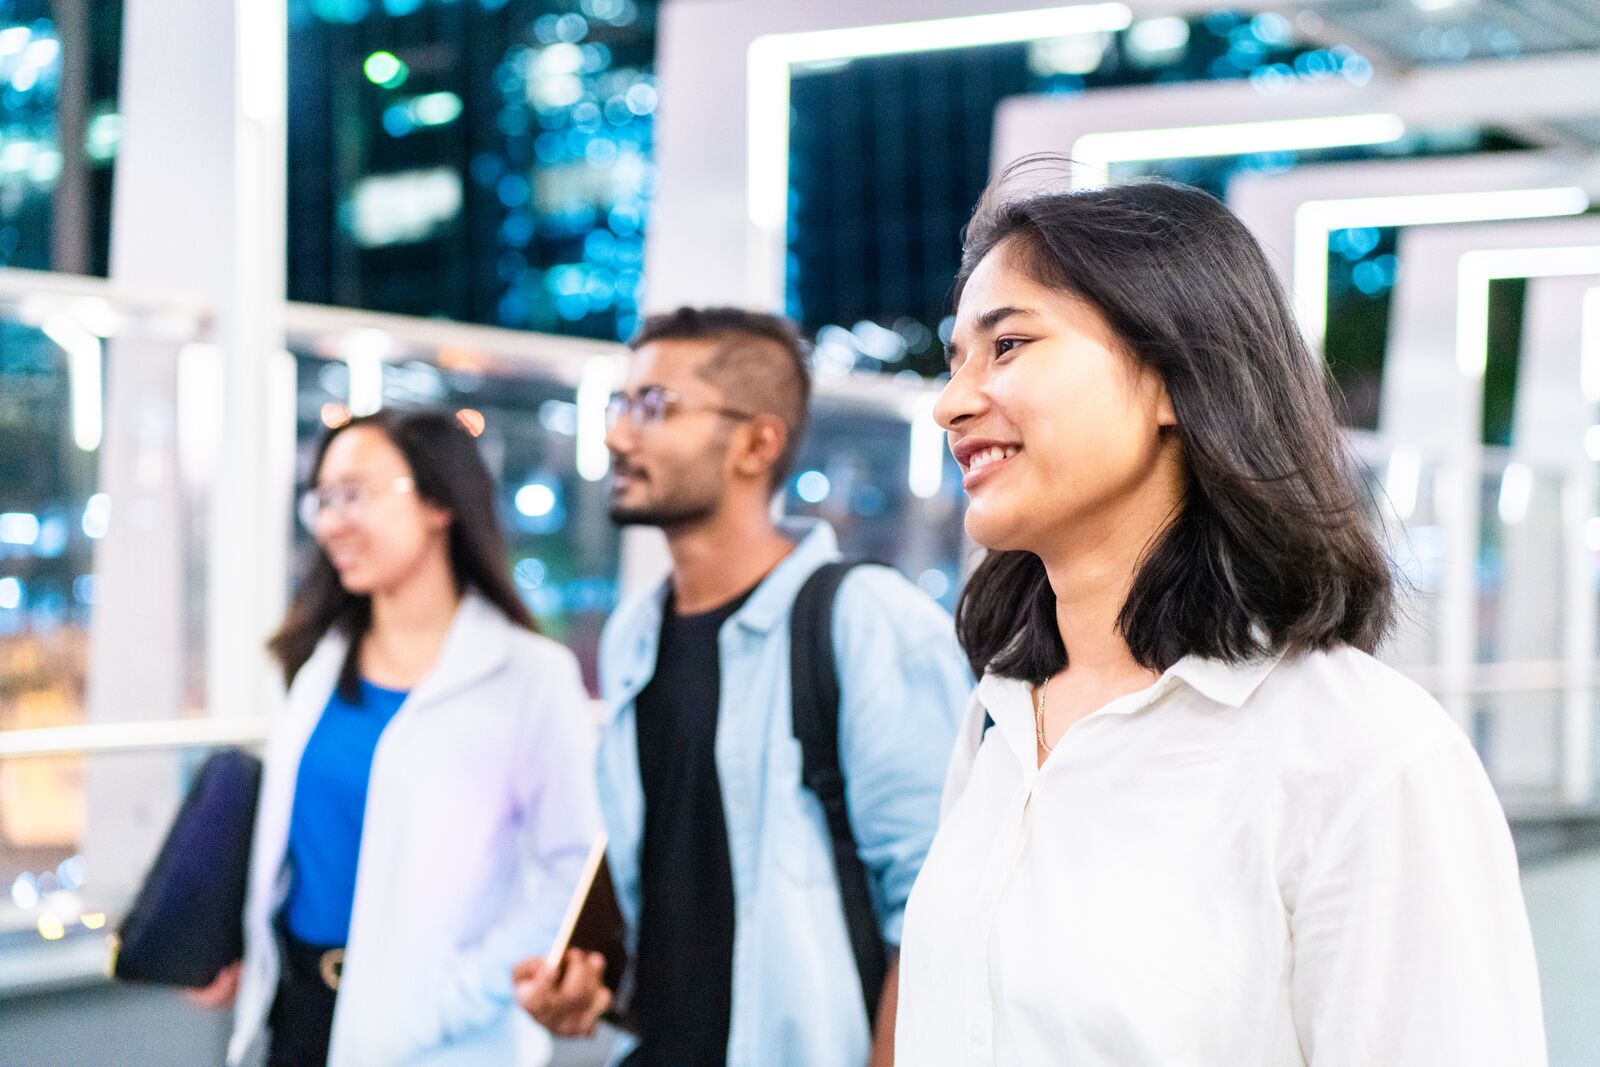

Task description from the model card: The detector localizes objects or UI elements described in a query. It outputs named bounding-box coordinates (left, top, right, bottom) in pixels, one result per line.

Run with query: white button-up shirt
left=897, top=646, right=1547, bottom=1066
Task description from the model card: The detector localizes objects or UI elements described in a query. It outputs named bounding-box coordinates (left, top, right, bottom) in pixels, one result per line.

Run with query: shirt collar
left=1166, top=651, right=1283, bottom=708
left=722, top=518, right=842, bottom=634
left=403, top=590, right=513, bottom=711
left=976, top=650, right=1284, bottom=724
left=631, top=518, right=840, bottom=635
left=605, top=519, right=840, bottom=719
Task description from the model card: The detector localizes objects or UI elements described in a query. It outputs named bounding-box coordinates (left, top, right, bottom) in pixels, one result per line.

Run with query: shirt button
left=970, top=1023, right=987, bottom=1045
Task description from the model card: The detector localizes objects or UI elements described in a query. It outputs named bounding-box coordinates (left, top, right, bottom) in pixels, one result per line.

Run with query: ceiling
left=1295, top=0, right=1600, bottom=66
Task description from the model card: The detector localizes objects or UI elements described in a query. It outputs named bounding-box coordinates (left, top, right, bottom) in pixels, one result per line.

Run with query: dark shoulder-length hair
left=954, top=158, right=1393, bottom=682
left=267, top=407, right=537, bottom=697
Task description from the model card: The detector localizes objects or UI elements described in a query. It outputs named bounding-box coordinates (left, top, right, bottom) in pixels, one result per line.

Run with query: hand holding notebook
left=513, top=835, right=631, bottom=1037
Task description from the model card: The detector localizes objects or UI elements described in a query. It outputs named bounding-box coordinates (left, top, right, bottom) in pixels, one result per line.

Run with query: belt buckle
left=319, top=947, right=344, bottom=991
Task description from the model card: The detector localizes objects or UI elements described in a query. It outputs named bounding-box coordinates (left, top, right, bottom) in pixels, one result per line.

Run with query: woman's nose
left=313, top=505, right=358, bottom=540
left=934, top=362, right=984, bottom=431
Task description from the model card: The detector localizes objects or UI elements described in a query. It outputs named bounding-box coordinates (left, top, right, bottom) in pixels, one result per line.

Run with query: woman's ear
left=421, top=500, right=453, bottom=534
left=1155, top=384, right=1177, bottom=429
left=1143, top=367, right=1177, bottom=429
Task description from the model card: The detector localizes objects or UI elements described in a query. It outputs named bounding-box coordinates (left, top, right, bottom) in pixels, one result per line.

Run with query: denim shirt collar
left=631, top=517, right=841, bottom=633
left=726, top=518, right=841, bottom=633
left=602, top=519, right=841, bottom=725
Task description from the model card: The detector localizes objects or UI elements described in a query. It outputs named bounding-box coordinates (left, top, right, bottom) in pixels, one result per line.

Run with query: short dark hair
left=953, top=160, right=1393, bottom=682
left=630, top=306, right=811, bottom=490
left=268, top=407, right=538, bottom=695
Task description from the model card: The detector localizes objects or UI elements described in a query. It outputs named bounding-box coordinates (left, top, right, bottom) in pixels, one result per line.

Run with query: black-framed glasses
left=605, top=385, right=756, bottom=430
left=298, top=476, right=415, bottom=531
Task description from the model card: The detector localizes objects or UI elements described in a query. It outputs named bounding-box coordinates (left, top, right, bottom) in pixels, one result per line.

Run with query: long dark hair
left=267, top=407, right=537, bottom=698
left=954, top=160, right=1393, bottom=682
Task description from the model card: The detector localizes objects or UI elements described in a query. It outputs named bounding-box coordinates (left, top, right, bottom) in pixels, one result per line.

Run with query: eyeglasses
left=605, top=385, right=756, bottom=430
left=298, top=477, right=415, bottom=531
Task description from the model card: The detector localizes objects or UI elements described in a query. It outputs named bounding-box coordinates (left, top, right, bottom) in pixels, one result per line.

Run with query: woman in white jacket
left=187, top=407, right=600, bottom=1066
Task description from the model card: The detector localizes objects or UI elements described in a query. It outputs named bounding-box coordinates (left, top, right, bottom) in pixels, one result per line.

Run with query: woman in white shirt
left=186, top=407, right=600, bottom=1066
left=896, top=163, right=1547, bottom=1066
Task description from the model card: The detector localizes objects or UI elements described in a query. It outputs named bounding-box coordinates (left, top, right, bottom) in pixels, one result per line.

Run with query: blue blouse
left=282, top=679, right=408, bottom=946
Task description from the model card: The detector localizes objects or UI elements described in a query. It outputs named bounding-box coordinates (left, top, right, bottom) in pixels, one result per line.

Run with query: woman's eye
left=995, top=337, right=1023, bottom=358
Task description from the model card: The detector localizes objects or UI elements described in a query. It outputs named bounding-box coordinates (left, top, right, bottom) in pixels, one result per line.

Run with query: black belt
left=280, top=930, right=345, bottom=992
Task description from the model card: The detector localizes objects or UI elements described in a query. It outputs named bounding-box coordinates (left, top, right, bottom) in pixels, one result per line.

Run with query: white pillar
left=108, top=0, right=291, bottom=723
left=1516, top=277, right=1600, bottom=804
left=1495, top=278, right=1597, bottom=793
left=86, top=0, right=290, bottom=885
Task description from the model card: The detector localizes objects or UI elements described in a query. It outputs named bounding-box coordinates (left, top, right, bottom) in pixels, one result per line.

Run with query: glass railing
left=0, top=270, right=215, bottom=991
left=1347, top=431, right=1600, bottom=807
left=0, top=736, right=264, bottom=995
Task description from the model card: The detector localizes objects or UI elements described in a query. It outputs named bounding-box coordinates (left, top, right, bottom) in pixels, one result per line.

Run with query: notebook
left=111, top=749, right=260, bottom=987
left=547, top=834, right=629, bottom=995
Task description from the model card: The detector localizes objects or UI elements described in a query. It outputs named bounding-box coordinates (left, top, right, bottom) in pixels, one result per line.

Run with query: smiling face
left=936, top=239, right=1182, bottom=556
left=311, top=426, right=452, bottom=596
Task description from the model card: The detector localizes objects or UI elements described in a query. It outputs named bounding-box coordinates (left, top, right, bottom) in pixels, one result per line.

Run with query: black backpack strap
left=790, top=559, right=889, bottom=1028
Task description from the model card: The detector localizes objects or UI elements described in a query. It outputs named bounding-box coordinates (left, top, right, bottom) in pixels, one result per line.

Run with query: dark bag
left=112, top=748, right=261, bottom=987
left=789, top=560, right=889, bottom=1027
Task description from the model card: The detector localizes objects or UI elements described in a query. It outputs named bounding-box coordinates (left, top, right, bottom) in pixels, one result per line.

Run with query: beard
left=607, top=459, right=725, bottom=530
left=608, top=495, right=719, bottom=530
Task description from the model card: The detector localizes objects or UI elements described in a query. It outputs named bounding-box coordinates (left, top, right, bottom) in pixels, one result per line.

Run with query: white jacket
left=229, top=591, right=601, bottom=1066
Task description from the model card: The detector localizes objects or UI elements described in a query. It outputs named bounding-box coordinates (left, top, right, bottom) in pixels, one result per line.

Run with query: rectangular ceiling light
left=1456, top=244, right=1600, bottom=377
left=1070, top=113, right=1407, bottom=189
left=1294, top=186, right=1590, bottom=349
left=747, top=4, right=1134, bottom=233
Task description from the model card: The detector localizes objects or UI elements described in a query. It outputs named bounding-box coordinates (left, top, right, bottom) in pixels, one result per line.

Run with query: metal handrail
left=281, top=300, right=943, bottom=415
left=0, top=664, right=1589, bottom=761
left=0, top=717, right=270, bottom=760
left=1397, top=659, right=1597, bottom=697
left=284, top=301, right=619, bottom=387
left=0, top=700, right=610, bottom=759
left=0, top=266, right=211, bottom=325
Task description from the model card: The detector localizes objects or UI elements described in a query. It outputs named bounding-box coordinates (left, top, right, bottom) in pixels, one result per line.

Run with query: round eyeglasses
left=605, top=385, right=756, bottom=430
left=298, top=476, right=415, bottom=531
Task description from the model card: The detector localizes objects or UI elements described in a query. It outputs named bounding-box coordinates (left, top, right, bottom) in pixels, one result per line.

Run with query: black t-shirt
left=629, top=586, right=753, bottom=1067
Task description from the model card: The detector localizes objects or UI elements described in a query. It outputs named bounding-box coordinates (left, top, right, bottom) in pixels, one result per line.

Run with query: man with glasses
left=514, top=307, right=969, bottom=1065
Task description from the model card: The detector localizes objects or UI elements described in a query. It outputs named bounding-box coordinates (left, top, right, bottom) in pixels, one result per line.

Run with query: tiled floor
left=1524, top=849, right=1600, bottom=1066
left=5, top=849, right=1597, bottom=1066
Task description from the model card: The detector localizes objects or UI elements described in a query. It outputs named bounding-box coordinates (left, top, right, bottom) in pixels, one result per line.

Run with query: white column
left=86, top=0, right=290, bottom=885
left=108, top=0, right=291, bottom=722
left=1517, top=277, right=1600, bottom=804
left=1497, top=277, right=1597, bottom=793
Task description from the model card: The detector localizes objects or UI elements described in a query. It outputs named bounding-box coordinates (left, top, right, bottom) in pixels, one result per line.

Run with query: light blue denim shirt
left=596, top=520, right=971, bottom=1066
